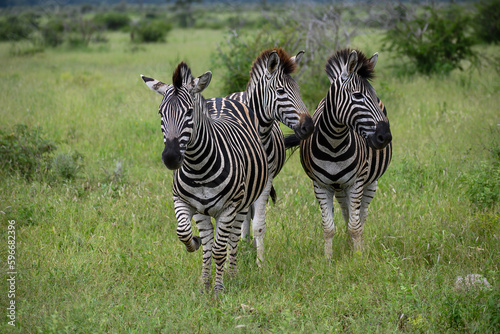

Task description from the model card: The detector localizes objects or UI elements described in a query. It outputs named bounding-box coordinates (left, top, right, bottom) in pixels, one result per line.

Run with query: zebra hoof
left=192, top=236, right=201, bottom=251
left=186, top=236, right=202, bottom=252
left=214, top=283, right=225, bottom=295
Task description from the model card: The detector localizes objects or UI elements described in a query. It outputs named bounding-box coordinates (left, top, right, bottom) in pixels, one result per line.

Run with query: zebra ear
left=369, top=52, right=378, bottom=69
left=267, top=51, right=280, bottom=75
left=141, top=75, right=168, bottom=95
left=341, top=50, right=358, bottom=81
left=190, top=71, right=212, bottom=94
left=347, top=50, right=358, bottom=76
left=291, top=50, right=305, bottom=64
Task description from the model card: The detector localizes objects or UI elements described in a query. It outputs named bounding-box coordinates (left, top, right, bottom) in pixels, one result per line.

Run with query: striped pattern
left=286, top=49, right=392, bottom=258
left=200, top=48, right=313, bottom=265
left=142, top=62, right=267, bottom=292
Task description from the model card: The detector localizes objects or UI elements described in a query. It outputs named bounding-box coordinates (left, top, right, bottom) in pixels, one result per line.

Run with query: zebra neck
left=317, top=98, right=351, bottom=148
left=245, top=85, right=274, bottom=142
left=184, top=110, right=220, bottom=168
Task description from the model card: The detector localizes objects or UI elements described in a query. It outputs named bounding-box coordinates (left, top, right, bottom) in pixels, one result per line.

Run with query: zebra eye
left=277, top=88, right=286, bottom=95
left=353, top=92, right=364, bottom=100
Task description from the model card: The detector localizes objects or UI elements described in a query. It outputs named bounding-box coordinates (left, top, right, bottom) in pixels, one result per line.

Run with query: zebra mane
left=325, top=48, right=375, bottom=82
left=249, top=48, right=297, bottom=78
left=172, top=62, right=194, bottom=93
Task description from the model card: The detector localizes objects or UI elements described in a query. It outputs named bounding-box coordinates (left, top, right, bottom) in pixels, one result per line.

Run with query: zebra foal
left=196, top=48, right=314, bottom=265
left=141, top=62, right=268, bottom=293
left=285, top=48, right=392, bottom=258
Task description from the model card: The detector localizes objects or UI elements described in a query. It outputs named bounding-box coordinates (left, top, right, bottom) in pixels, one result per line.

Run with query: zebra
left=284, top=48, right=392, bottom=259
left=195, top=48, right=314, bottom=265
left=141, top=62, right=268, bottom=293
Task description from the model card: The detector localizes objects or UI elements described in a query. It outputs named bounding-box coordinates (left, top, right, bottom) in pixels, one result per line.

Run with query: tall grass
left=0, top=25, right=498, bottom=333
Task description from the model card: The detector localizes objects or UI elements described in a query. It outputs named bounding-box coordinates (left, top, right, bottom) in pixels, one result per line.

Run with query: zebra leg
left=194, top=213, right=214, bottom=291
left=252, top=177, right=274, bottom=266
left=360, top=181, right=377, bottom=227
left=227, top=210, right=248, bottom=276
left=240, top=209, right=252, bottom=243
left=212, top=207, right=237, bottom=293
left=345, top=182, right=365, bottom=251
left=334, top=189, right=350, bottom=224
left=174, top=200, right=201, bottom=253
left=313, top=182, right=336, bottom=259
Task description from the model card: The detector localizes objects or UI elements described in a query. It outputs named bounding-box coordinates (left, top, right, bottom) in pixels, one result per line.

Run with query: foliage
left=212, top=30, right=275, bottom=94
left=93, top=12, right=131, bottom=31
left=168, top=0, right=202, bottom=28
left=211, top=3, right=358, bottom=106
left=462, top=130, right=500, bottom=209
left=441, top=287, right=499, bottom=332
left=132, top=19, right=172, bottom=43
left=0, top=124, right=56, bottom=180
left=51, top=151, right=84, bottom=180
left=40, top=17, right=64, bottom=47
left=0, top=5, right=499, bottom=333
left=474, top=0, right=500, bottom=44
left=383, top=4, right=477, bottom=75
left=66, top=17, right=104, bottom=48
left=0, top=14, right=36, bottom=41
left=463, top=161, right=500, bottom=209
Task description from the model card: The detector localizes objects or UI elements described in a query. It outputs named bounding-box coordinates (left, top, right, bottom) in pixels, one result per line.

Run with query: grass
left=0, top=25, right=499, bottom=333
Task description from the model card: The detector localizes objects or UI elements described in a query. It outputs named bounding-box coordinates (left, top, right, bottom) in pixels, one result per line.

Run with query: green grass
left=0, top=26, right=499, bottom=333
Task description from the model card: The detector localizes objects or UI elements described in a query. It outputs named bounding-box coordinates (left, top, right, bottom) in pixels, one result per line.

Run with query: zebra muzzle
left=368, top=121, right=392, bottom=150
left=162, top=139, right=184, bottom=170
left=294, top=113, right=314, bottom=139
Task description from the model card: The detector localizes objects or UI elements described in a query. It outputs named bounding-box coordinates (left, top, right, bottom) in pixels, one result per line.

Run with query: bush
left=133, top=19, right=172, bottom=43
left=51, top=151, right=83, bottom=180
left=0, top=14, right=36, bottom=41
left=383, top=5, right=477, bottom=75
left=462, top=129, right=500, bottom=209
left=474, top=0, right=500, bottom=44
left=440, top=287, right=499, bottom=332
left=0, top=124, right=56, bottom=180
left=40, top=18, right=64, bottom=47
left=211, top=3, right=356, bottom=106
left=462, top=160, right=500, bottom=209
left=212, top=30, right=277, bottom=94
left=93, top=12, right=131, bottom=31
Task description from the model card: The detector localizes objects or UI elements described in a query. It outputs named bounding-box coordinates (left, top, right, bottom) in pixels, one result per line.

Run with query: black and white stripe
left=203, top=48, right=314, bottom=265
left=285, top=49, right=392, bottom=258
left=142, top=62, right=268, bottom=292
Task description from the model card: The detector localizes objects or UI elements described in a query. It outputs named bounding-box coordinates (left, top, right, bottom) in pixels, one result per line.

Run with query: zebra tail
left=284, top=133, right=300, bottom=162
left=269, top=186, right=277, bottom=205
left=284, top=133, right=300, bottom=149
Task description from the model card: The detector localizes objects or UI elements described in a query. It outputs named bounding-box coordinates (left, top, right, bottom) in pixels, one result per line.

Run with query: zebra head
left=249, top=48, right=314, bottom=139
left=141, top=62, right=212, bottom=170
left=325, top=49, right=392, bottom=150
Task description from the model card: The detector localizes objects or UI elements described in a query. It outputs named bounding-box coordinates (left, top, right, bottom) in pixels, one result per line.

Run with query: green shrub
left=212, top=31, right=275, bottom=94
left=0, top=14, right=36, bottom=41
left=133, top=19, right=172, bottom=43
left=211, top=25, right=329, bottom=105
left=8, top=39, right=45, bottom=56
left=51, top=151, right=83, bottom=180
left=211, top=5, right=354, bottom=107
left=40, top=18, right=64, bottom=47
left=462, top=130, right=500, bottom=209
left=93, top=12, right=131, bottom=31
left=462, top=160, right=500, bottom=209
left=0, top=124, right=56, bottom=180
left=440, top=287, right=499, bottom=332
left=474, top=0, right=500, bottom=44
left=383, top=5, right=477, bottom=75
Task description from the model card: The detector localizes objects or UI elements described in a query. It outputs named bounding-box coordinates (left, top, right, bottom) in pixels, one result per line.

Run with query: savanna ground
left=0, top=4, right=499, bottom=334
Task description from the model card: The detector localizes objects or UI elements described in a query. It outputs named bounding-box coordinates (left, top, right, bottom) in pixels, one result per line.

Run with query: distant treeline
left=0, top=0, right=475, bottom=9
left=2, top=0, right=279, bottom=8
